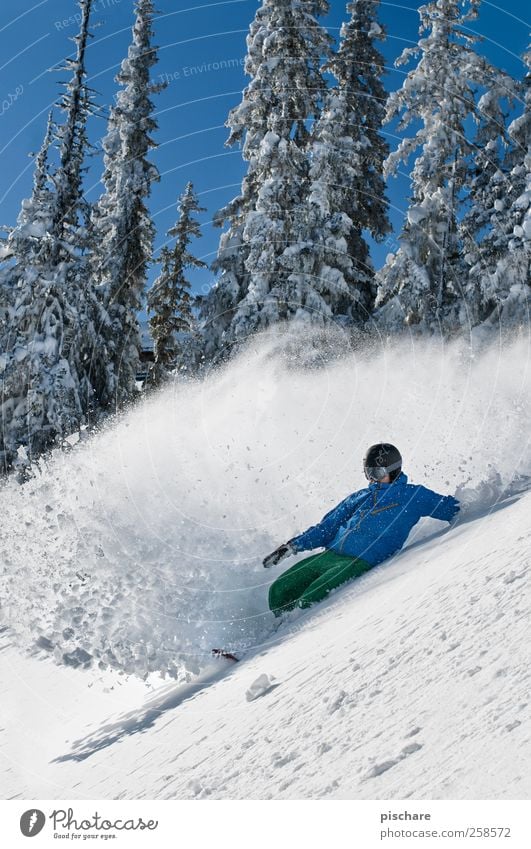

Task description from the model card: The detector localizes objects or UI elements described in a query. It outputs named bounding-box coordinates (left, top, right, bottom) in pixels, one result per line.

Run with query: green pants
left=268, top=549, right=373, bottom=616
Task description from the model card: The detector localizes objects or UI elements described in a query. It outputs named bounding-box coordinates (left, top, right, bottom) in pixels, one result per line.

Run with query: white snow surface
left=1, top=328, right=531, bottom=799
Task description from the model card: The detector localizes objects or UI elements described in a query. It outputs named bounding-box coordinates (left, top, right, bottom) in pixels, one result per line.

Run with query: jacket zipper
left=337, top=488, right=399, bottom=553
left=370, top=502, right=399, bottom=515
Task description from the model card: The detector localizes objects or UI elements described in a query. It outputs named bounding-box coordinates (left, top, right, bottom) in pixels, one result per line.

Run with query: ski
left=211, top=648, right=240, bottom=663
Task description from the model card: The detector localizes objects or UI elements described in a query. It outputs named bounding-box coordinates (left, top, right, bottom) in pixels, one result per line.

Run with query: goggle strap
left=364, top=459, right=402, bottom=477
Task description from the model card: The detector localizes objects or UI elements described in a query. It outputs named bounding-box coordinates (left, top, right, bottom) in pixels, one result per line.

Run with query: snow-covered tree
left=91, top=0, right=162, bottom=407
left=200, top=0, right=332, bottom=358
left=0, top=111, right=56, bottom=336
left=462, top=92, right=509, bottom=265
left=459, top=76, right=515, bottom=326
left=482, top=43, right=531, bottom=328
left=200, top=196, right=251, bottom=362
left=289, top=0, right=390, bottom=324
left=375, top=0, right=512, bottom=334
left=147, top=182, right=206, bottom=384
left=0, top=1, right=98, bottom=472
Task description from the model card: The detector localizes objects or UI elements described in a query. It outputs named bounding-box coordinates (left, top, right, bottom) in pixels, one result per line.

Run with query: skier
left=264, top=443, right=460, bottom=616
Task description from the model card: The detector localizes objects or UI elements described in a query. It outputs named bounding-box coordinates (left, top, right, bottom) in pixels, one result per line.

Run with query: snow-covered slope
left=1, top=484, right=530, bottom=799
left=1, top=330, right=530, bottom=799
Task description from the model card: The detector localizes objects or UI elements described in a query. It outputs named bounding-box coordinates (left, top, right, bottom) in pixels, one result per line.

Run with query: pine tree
left=484, top=43, right=531, bottom=327
left=462, top=91, right=508, bottom=267
left=52, top=3, right=94, bottom=262
left=91, top=0, right=162, bottom=407
left=293, top=0, right=391, bottom=325
left=375, top=0, right=510, bottom=334
left=147, top=182, right=206, bottom=384
left=54, top=17, right=107, bottom=419
left=459, top=76, right=515, bottom=326
left=200, top=196, right=251, bottom=362
left=0, top=111, right=56, bottom=380
left=200, top=0, right=332, bottom=357
left=0, top=1, right=97, bottom=471
left=0, top=110, right=55, bottom=304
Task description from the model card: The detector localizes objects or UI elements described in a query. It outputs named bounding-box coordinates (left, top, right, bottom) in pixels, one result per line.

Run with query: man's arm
left=417, top=486, right=461, bottom=522
left=289, top=489, right=368, bottom=553
left=263, top=489, right=369, bottom=568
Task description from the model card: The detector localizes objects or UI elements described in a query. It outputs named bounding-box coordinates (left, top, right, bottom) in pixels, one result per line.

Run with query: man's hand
left=263, top=542, right=295, bottom=569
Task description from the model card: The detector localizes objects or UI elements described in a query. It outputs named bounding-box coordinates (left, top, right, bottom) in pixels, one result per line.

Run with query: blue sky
left=0, top=0, right=529, bottom=297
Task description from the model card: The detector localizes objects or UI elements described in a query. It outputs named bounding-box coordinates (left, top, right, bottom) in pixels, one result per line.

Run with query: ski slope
left=1, top=484, right=530, bottom=799
left=0, top=329, right=530, bottom=798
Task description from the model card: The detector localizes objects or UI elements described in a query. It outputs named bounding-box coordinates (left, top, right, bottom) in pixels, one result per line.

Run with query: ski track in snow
left=0, top=330, right=531, bottom=798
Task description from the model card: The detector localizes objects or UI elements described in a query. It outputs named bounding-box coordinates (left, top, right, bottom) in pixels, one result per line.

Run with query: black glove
left=263, top=542, right=295, bottom=569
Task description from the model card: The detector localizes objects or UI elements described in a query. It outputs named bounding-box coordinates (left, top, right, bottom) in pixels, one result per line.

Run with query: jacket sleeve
left=418, top=486, right=461, bottom=522
left=289, top=490, right=368, bottom=553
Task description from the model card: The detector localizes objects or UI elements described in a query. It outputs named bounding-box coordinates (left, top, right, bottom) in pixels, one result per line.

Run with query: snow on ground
left=0, top=328, right=530, bottom=798
left=1, top=485, right=530, bottom=799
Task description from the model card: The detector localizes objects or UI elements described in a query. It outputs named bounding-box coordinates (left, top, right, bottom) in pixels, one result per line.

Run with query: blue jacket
left=290, top=472, right=460, bottom=566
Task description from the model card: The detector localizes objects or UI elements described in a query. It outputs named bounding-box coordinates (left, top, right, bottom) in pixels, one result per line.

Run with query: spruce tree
left=0, top=1, right=97, bottom=471
left=460, top=76, right=515, bottom=326
left=91, top=0, right=162, bottom=407
left=293, top=0, right=390, bottom=324
left=0, top=111, right=55, bottom=307
left=0, top=111, right=56, bottom=378
left=200, top=0, right=332, bottom=357
left=485, top=43, right=531, bottom=327
left=147, top=182, right=206, bottom=384
left=200, top=196, right=251, bottom=362
left=374, top=0, right=510, bottom=334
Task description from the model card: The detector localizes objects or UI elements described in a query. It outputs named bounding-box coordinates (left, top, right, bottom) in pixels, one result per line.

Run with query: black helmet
left=363, top=443, right=402, bottom=482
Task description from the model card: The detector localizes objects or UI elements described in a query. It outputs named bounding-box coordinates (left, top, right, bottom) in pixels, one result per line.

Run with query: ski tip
left=212, top=648, right=240, bottom=663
